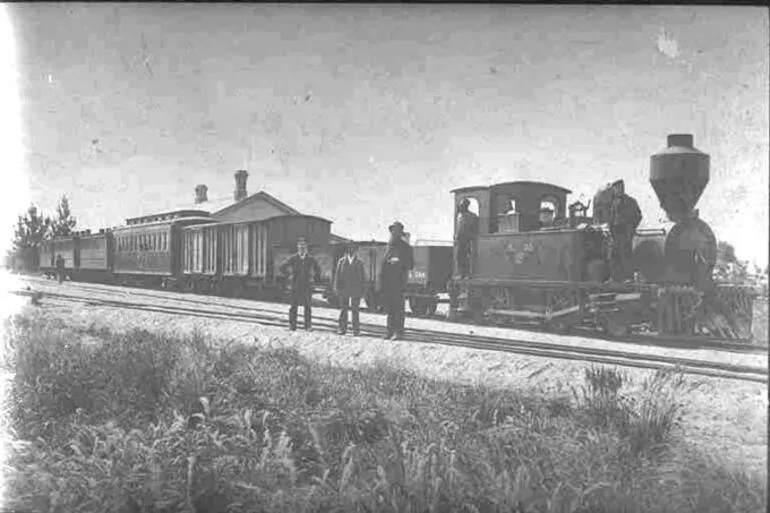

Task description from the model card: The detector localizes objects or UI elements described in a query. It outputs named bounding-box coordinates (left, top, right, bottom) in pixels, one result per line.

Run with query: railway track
left=24, top=276, right=766, bottom=355
left=18, top=286, right=769, bottom=384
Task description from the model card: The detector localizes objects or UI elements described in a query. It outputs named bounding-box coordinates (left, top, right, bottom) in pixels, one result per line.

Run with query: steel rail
left=21, top=276, right=765, bottom=355
left=23, top=288, right=768, bottom=384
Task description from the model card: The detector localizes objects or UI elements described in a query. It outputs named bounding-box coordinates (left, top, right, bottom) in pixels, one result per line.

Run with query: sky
left=4, top=4, right=769, bottom=267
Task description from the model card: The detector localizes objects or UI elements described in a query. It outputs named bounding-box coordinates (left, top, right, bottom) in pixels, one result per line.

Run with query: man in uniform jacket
left=379, top=221, right=414, bottom=340
left=334, top=243, right=366, bottom=335
left=609, top=179, right=643, bottom=282
left=279, top=237, right=321, bottom=331
left=454, top=198, right=479, bottom=278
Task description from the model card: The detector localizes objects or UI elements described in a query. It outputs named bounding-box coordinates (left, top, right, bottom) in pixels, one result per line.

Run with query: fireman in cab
left=609, top=179, right=642, bottom=282
left=454, top=198, right=479, bottom=279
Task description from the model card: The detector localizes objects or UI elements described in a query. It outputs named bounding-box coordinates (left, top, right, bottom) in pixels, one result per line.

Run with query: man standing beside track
left=379, top=221, right=414, bottom=340
left=334, top=242, right=366, bottom=336
left=279, top=237, right=321, bottom=331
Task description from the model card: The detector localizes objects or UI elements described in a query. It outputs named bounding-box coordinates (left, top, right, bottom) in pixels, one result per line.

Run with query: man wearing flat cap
left=334, top=242, right=366, bottom=336
left=379, top=221, right=414, bottom=340
left=609, top=179, right=642, bottom=282
left=454, top=198, right=479, bottom=278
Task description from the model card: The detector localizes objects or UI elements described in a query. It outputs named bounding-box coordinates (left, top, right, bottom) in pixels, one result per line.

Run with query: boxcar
left=322, top=240, right=388, bottom=310
left=269, top=215, right=334, bottom=299
left=181, top=214, right=333, bottom=300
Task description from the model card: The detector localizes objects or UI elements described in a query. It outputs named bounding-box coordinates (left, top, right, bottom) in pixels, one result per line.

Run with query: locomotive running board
left=487, top=305, right=581, bottom=320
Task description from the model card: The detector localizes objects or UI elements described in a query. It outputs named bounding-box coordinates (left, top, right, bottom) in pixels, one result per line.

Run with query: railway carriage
left=112, top=214, right=211, bottom=288
left=39, top=234, right=78, bottom=280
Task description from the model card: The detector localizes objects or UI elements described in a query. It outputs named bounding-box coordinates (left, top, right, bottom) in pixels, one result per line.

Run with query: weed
left=3, top=315, right=766, bottom=513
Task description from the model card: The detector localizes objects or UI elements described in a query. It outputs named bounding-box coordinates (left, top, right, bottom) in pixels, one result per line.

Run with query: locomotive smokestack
left=667, top=134, right=694, bottom=148
left=194, top=184, right=208, bottom=204
left=650, top=133, right=710, bottom=223
left=234, top=170, right=248, bottom=202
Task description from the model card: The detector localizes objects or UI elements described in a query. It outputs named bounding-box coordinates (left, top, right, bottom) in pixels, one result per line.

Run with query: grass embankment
left=2, top=313, right=766, bottom=513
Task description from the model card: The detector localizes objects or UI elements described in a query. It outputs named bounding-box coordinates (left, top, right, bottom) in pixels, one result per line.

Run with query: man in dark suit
left=334, top=242, right=366, bottom=335
left=609, top=179, right=643, bottom=282
left=279, top=237, right=321, bottom=331
left=454, top=198, right=479, bottom=278
left=379, top=221, right=414, bottom=340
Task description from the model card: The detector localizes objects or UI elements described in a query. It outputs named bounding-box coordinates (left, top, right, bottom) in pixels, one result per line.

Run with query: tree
left=50, top=195, right=77, bottom=237
left=11, top=205, right=52, bottom=270
left=13, top=205, right=51, bottom=252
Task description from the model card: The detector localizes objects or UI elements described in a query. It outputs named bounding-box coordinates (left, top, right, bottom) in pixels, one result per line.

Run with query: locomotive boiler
left=447, top=134, right=754, bottom=339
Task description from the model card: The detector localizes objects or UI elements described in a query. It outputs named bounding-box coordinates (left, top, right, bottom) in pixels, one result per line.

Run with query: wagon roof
left=184, top=214, right=333, bottom=230
left=112, top=216, right=214, bottom=232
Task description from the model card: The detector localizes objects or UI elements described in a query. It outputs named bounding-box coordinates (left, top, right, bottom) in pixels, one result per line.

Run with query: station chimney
left=194, top=184, right=208, bottom=204
left=234, top=170, right=248, bottom=202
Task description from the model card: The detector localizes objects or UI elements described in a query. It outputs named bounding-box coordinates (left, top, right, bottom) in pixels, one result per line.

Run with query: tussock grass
left=2, top=312, right=766, bottom=513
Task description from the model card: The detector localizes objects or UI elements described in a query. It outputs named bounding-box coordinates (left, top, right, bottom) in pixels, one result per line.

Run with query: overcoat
left=334, top=256, right=367, bottom=298
left=610, top=194, right=642, bottom=237
left=379, top=237, right=414, bottom=298
left=279, top=253, right=321, bottom=300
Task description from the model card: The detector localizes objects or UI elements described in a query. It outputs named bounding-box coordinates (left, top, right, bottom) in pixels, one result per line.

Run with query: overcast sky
left=7, top=4, right=769, bottom=266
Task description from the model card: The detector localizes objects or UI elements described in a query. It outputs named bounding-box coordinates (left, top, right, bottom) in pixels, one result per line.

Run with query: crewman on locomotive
left=538, top=206, right=555, bottom=229
left=279, top=237, right=322, bottom=331
left=454, top=198, right=479, bottom=278
left=379, top=221, right=414, bottom=340
left=334, top=242, right=366, bottom=336
left=609, top=179, right=643, bottom=282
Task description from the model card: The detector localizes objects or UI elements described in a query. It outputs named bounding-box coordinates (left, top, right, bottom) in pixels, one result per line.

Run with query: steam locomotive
left=447, top=134, right=754, bottom=339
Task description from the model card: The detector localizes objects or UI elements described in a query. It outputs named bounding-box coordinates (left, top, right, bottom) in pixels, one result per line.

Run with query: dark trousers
left=383, top=292, right=406, bottom=336
left=454, top=239, right=472, bottom=278
left=57, top=269, right=64, bottom=283
left=289, top=292, right=312, bottom=330
left=338, top=295, right=361, bottom=333
left=610, top=233, right=634, bottom=281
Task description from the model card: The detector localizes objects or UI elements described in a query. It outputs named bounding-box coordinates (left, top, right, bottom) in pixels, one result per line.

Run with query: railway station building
left=124, top=170, right=351, bottom=244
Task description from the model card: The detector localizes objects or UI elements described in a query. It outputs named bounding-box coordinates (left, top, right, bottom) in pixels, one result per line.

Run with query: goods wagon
left=321, top=240, right=388, bottom=309
left=321, top=240, right=452, bottom=315
left=180, top=214, right=333, bottom=300
left=448, top=134, right=755, bottom=340
left=405, top=244, right=453, bottom=316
